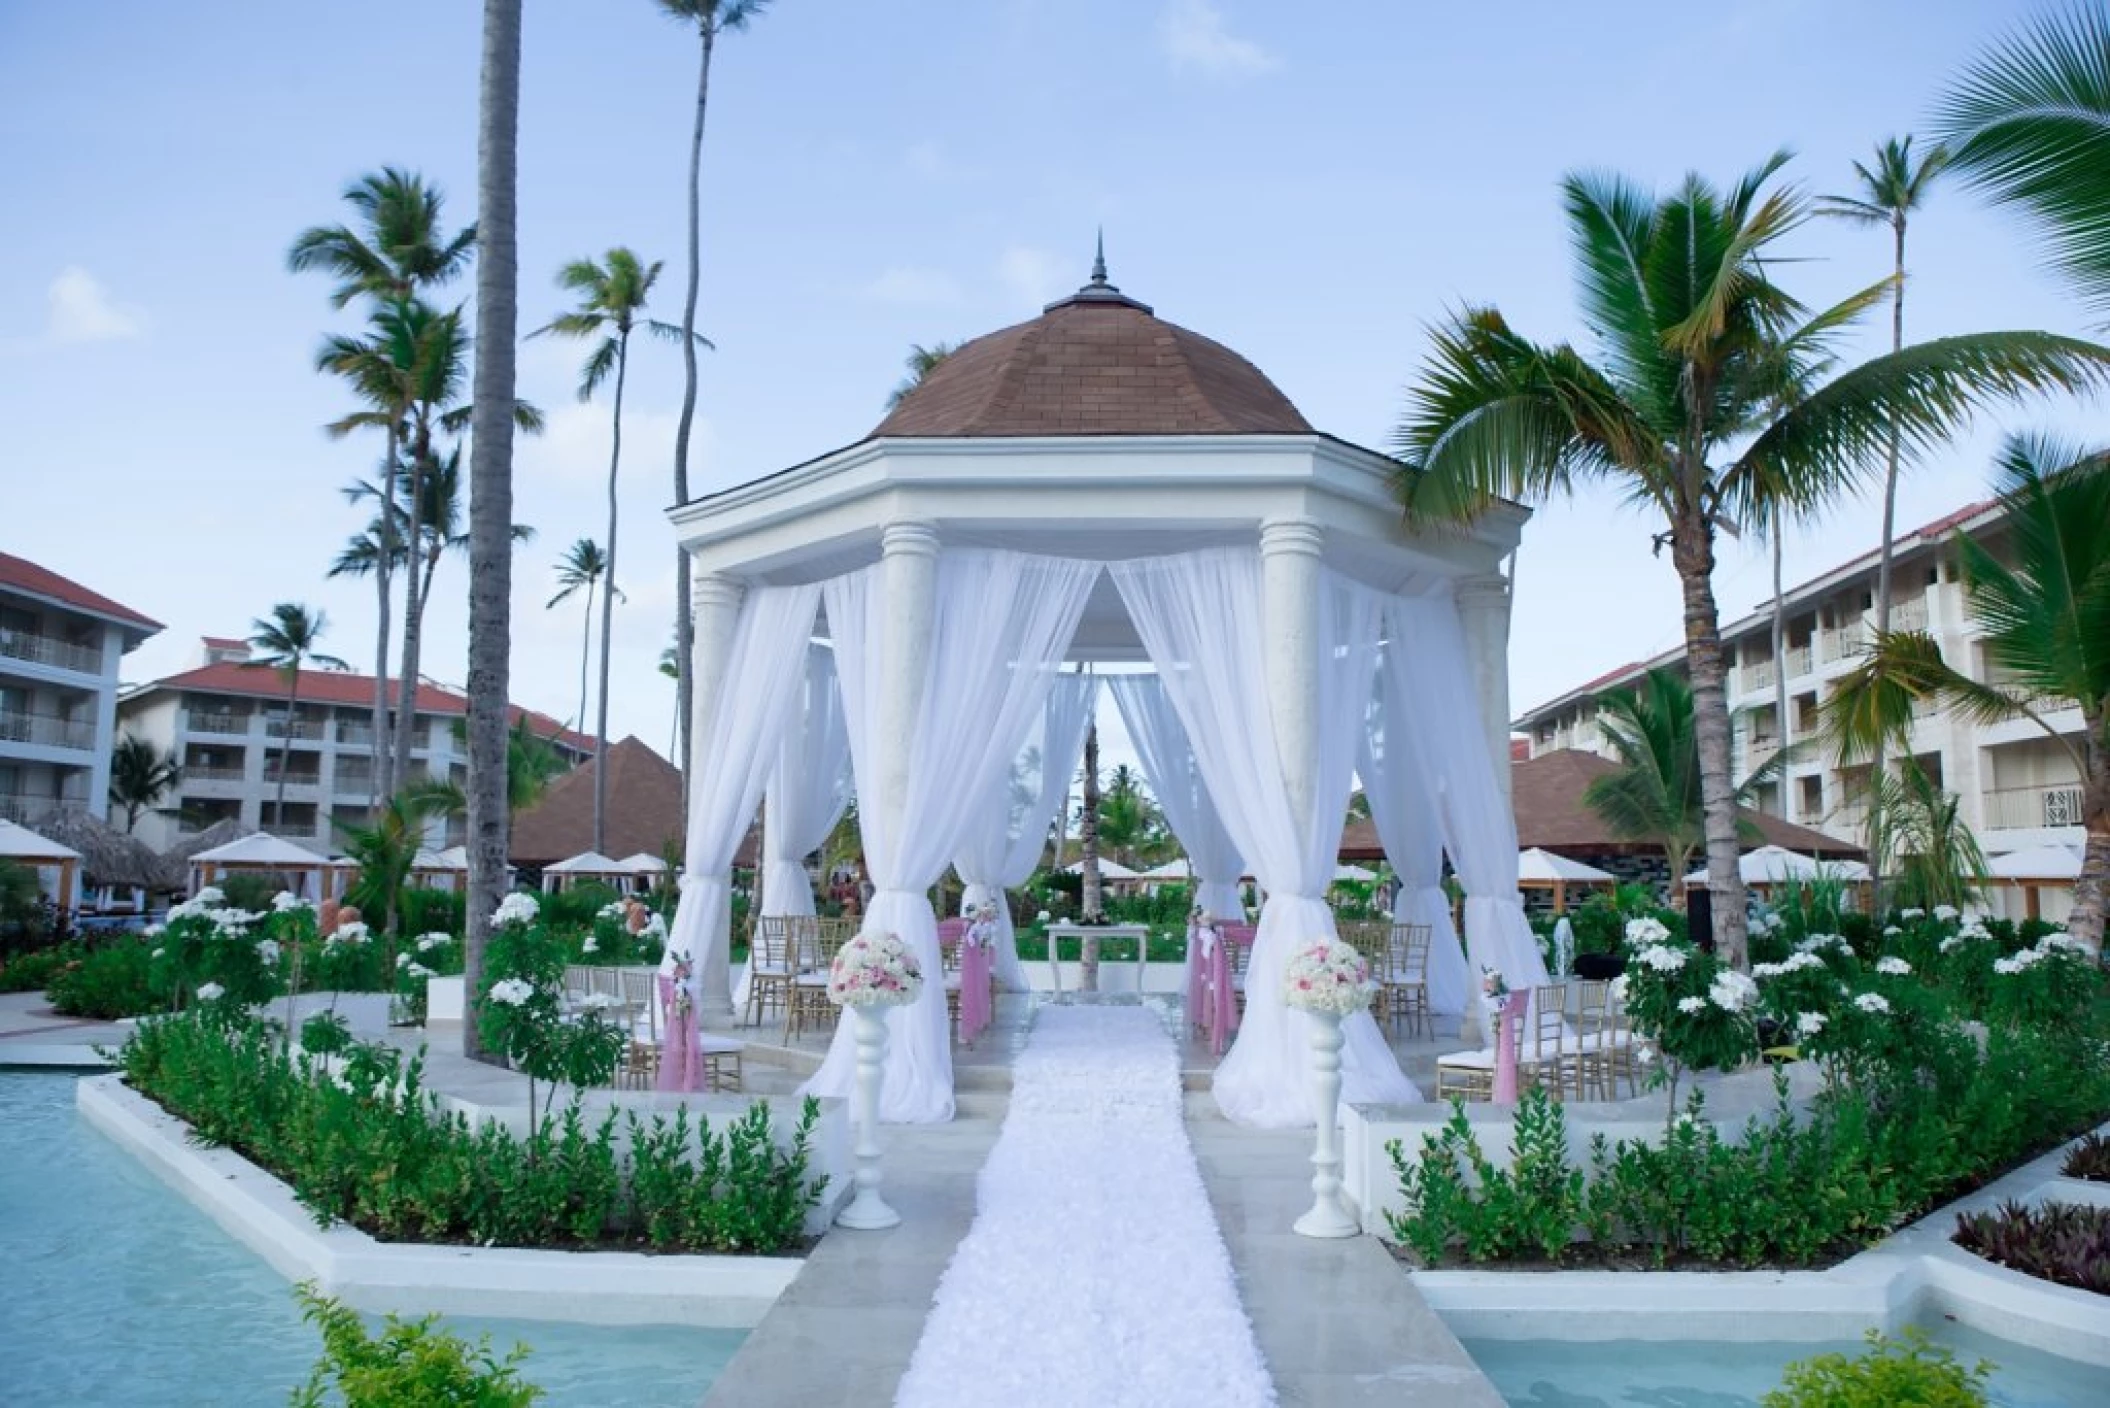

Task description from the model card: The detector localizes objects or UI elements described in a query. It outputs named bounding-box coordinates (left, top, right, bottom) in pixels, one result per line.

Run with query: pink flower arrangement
left=828, top=931, right=925, bottom=1009
left=1282, top=937, right=1378, bottom=1017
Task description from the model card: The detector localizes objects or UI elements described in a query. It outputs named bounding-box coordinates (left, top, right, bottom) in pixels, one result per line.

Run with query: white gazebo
left=1986, top=844, right=2083, bottom=923
left=1517, top=847, right=1616, bottom=913
left=540, top=850, right=628, bottom=893
left=187, top=831, right=329, bottom=898
left=1684, top=844, right=1872, bottom=896
left=663, top=256, right=1531, bottom=1129
left=0, top=818, right=83, bottom=918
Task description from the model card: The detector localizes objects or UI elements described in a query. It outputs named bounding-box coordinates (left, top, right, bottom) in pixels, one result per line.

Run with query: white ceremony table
left=1041, top=921, right=1151, bottom=994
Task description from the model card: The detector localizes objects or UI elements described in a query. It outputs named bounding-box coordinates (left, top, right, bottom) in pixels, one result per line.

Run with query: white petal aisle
left=893, top=1004, right=1276, bottom=1407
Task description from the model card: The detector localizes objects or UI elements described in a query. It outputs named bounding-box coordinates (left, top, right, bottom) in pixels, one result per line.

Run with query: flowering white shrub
left=271, top=891, right=308, bottom=913
left=1796, top=1011, right=1826, bottom=1038
left=492, top=892, right=540, bottom=928
left=195, top=982, right=226, bottom=1003
left=1635, top=943, right=1689, bottom=973
left=1281, top=937, right=1377, bottom=1017
left=1678, top=995, right=1708, bottom=1014
left=1707, top=969, right=1758, bottom=1013
left=416, top=933, right=451, bottom=953
left=326, top=921, right=370, bottom=948
left=488, top=977, right=535, bottom=1007
left=1625, top=917, right=1670, bottom=946
left=1875, top=957, right=1913, bottom=977
left=1854, top=992, right=1891, bottom=1015
left=828, top=932, right=924, bottom=1008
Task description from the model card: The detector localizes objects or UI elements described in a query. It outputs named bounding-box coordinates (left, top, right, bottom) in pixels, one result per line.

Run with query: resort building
left=1514, top=493, right=2087, bottom=916
left=0, top=553, right=162, bottom=827
left=115, top=637, right=592, bottom=852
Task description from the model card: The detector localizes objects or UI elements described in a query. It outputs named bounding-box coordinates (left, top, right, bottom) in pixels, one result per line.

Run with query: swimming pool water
left=0, top=1072, right=742, bottom=1407
left=1463, top=1324, right=2107, bottom=1407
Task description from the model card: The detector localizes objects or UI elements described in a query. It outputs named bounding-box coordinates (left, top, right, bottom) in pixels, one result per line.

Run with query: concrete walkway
left=0, top=990, right=123, bottom=1066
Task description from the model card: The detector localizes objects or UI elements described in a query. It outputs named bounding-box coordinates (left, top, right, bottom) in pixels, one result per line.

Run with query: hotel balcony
left=0, top=629, right=102, bottom=675
left=0, top=791, right=85, bottom=825
left=0, top=710, right=96, bottom=752
left=264, top=718, right=325, bottom=742
left=186, top=711, right=249, bottom=737
left=1983, top=783, right=2087, bottom=832
left=1785, top=644, right=1813, bottom=678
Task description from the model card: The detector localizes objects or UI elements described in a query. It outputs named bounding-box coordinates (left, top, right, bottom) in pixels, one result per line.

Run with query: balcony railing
left=264, top=718, right=324, bottom=740
left=332, top=771, right=374, bottom=795
left=1786, top=644, right=1813, bottom=678
left=184, top=764, right=247, bottom=783
left=1889, top=598, right=1928, bottom=633
left=188, top=711, right=247, bottom=735
left=1744, top=660, right=1776, bottom=691
left=335, top=721, right=375, bottom=746
left=0, top=792, right=86, bottom=825
left=1983, top=783, right=2088, bottom=831
left=0, top=711, right=96, bottom=751
left=0, top=630, right=101, bottom=675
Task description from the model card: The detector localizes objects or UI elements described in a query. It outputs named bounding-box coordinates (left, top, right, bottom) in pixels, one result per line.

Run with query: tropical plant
left=532, top=248, right=700, bottom=854
left=338, top=783, right=461, bottom=949
left=506, top=717, right=569, bottom=817
left=291, top=170, right=476, bottom=807
left=1583, top=669, right=1763, bottom=883
left=658, top=0, right=761, bottom=833
left=548, top=538, right=620, bottom=735
left=247, top=603, right=346, bottom=825
left=659, top=638, right=680, bottom=759
left=1095, top=763, right=1158, bottom=864
left=1936, top=3, right=2110, bottom=322
left=1825, top=436, right=2110, bottom=949
left=465, top=0, right=525, bottom=1064
left=1869, top=758, right=1988, bottom=914
left=887, top=340, right=958, bottom=408
left=1764, top=1328, right=1992, bottom=1408
left=1819, top=136, right=1950, bottom=901
left=1393, top=152, right=2110, bottom=966
left=107, top=734, right=182, bottom=832
left=292, top=1283, right=542, bottom=1408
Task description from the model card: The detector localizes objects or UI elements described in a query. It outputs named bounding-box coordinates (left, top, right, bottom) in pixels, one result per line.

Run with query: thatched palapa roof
left=34, top=810, right=179, bottom=891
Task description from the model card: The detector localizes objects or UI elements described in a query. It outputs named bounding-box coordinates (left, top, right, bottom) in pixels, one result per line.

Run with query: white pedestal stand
left=835, top=1005, right=901, bottom=1230
left=1292, top=1009, right=1358, bottom=1238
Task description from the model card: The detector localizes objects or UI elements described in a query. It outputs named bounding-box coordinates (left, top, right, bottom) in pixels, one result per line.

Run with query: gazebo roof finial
left=1044, top=229, right=1153, bottom=314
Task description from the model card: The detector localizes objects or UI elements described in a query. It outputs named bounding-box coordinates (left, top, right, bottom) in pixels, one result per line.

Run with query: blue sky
left=0, top=0, right=2093, bottom=757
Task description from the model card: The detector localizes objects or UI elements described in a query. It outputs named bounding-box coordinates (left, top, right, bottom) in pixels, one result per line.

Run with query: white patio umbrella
left=1684, top=844, right=1870, bottom=890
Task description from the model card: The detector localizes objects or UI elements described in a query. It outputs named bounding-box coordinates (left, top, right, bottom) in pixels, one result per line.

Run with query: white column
left=875, top=521, right=940, bottom=862
left=1455, top=574, right=1516, bottom=815
left=1260, top=518, right=1325, bottom=841
left=689, top=568, right=747, bottom=1020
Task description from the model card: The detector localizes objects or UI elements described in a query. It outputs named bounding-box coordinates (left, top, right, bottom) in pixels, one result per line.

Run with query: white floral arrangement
left=492, top=892, right=540, bottom=928
left=1281, top=937, right=1377, bottom=1017
left=1191, top=910, right=1221, bottom=957
left=828, top=932, right=924, bottom=1008
left=1480, top=965, right=1512, bottom=1004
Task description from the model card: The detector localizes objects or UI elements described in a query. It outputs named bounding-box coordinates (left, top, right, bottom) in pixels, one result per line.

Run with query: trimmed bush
left=1762, top=1328, right=1990, bottom=1408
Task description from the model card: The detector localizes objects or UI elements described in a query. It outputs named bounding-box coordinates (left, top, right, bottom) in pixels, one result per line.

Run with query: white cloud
left=1158, top=0, right=1278, bottom=78
left=997, top=245, right=1067, bottom=310
left=47, top=266, right=146, bottom=342
left=862, top=267, right=965, bottom=305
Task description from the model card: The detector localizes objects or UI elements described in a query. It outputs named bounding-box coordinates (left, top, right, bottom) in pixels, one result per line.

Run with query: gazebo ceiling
left=872, top=256, right=1312, bottom=439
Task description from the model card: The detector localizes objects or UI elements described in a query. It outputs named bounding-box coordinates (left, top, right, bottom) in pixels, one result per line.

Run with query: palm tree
left=532, top=248, right=699, bottom=853
left=658, top=0, right=764, bottom=830
left=506, top=717, right=569, bottom=816
left=548, top=539, right=620, bottom=735
left=292, top=172, right=476, bottom=807
left=465, top=0, right=525, bottom=1063
left=1096, top=764, right=1157, bottom=866
left=1936, top=4, right=2110, bottom=322
left=1820, top=137, right=1950, bottom=899
left=1870, top=758, right=1988, bottom=915
left=1583, top=669, right=1764, bottom=888
left=1826, top=435, right=2110, bottom=949
left=1393, top=153, right=2110, bottom=967
left=247, top=604, right=347, bottom=827
left=887, top=341, right=959, bottom=408
left=338, top=781, right=462, bottom=949
left=108, top=735, right=182, bottom=833
left=659, top=638, right=680, bottom=759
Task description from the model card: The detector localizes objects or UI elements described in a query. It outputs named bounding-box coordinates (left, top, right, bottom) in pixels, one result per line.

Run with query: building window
left=1798, top=775, right=1823, bottom=820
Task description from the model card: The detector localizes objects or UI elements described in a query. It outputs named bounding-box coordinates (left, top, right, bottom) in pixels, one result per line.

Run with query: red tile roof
left=133, top=661, right=595, bottom=753
left=202, top=635, right=247, bottom=649
left=0, top=552, right=162, bottom=631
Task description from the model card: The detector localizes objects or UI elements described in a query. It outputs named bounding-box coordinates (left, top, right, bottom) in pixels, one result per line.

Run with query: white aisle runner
left=894, top=1005, right=1276, bottom=1408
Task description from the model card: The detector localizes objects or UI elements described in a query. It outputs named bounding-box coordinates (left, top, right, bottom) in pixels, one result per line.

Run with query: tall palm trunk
left=671, top=18, right=718, bottom=828
left=1079, top=720, right=1102, bottom=990
left=2075, top=721, right=2108, bottom=950
left=392, top=428, right=433, bottom=793
left=370, top=425, right=401, bottom=808
left=464, top=0, right=523, bottom=1063
left=275, top=674, right=302, bottom=824
left=1770, top=504, right=1789, bottom=813
left=594, top=331, right=631, bottom=855
left=1866, top=217, right=1911, bottom=915
left=576, top=579, right=595, bottom=734
left=1671, top=514, right=1752, bottom=968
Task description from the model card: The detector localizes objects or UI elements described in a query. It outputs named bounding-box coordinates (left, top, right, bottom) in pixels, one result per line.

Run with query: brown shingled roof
left=509, top=736, right=758, bottom=869
left=872, top=276, right=1311, bottom=439
left=1337, top=749, right=1860, bottom=861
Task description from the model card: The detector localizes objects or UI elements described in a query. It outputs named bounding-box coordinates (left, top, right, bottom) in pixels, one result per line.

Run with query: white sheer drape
left=953, top=671, right=1097, bottom=992
left=760, top=646, right=851, bottom=918
left=662, top=585, right=824, bottom=1005
left=1359, top=661, right=1470, bottom=1019
left=804, top=549, right=1100, bottom=1122
left=1386, top=593, right=1548, bottom=1004
left=1107, top=675, right=1245, bottom=922
left=1112, top=548, right=1418, bottom=1126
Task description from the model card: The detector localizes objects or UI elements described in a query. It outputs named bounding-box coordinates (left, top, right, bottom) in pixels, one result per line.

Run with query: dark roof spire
left=1044, top=229, right=1153, bottom=314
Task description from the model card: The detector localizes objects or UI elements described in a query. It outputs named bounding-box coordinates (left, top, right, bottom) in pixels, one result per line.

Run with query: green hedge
left=120, top=1012, right=824, bottom=1255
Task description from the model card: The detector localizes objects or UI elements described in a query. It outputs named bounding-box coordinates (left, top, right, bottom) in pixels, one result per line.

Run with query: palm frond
left=578, top=337, right=620, bottom=402
left=1935, top=4, right=2110, bottom=319
left=647, top=319, right=714, bottom=349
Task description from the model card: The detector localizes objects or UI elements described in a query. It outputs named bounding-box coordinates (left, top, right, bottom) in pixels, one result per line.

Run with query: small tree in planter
left=1616, top=919, right=1759, bottom=1132
left=475, top=893, right=626, bottom=1135
left=147, top=887, right=287, bottom=1015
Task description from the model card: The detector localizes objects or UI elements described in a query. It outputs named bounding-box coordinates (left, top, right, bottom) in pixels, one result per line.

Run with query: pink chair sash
left=958, top=939, right=994, bottom=1045
left=656, top=974, right=704, bottom=1092
left=1491, top=989, right=1530, bottom=1104
left=935, top=916, right=969, bottom=949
